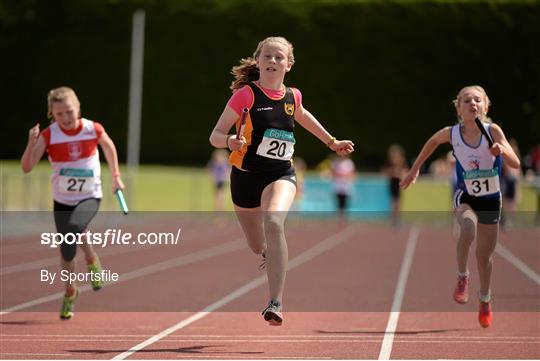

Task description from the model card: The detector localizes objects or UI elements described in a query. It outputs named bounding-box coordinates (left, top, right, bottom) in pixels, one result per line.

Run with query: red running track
left=1, top=218, right=539, bottom=359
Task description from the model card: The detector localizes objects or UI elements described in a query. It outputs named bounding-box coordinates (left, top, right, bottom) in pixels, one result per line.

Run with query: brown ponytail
left=230, top=57, right=259, bottom=91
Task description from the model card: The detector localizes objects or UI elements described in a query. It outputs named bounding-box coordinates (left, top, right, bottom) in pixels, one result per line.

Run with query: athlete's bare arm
left=21, top=123, right=46, bottom=173
left=294, top=105, right=354, bottom=155
left=488, top=124, right=520, bottom=169
left=98, top=130, right=124, bottom=192
left=400, top=126, right=452, bottom=189
left=210, top=106, right=246, bottom=151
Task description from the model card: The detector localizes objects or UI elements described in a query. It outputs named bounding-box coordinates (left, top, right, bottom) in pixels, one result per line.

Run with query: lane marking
left=2, top=334, right=538, bottom=340
left=378, top=226, right=420, bottom=360
left=0, top=243, right=159, bottom=275
left=0, top=240, right=245, bottom=315
left=0, top=228, right=238, bottom=275
left=496, top=243, right=540, bottom=286
left=112, top=224, right=359, bottom=360
left=2, top=338, right=538, bottom=344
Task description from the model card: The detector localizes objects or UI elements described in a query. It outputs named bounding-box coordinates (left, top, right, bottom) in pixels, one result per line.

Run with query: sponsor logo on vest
left=59, top=168, right=94, bottom=177
left=463, top=167, right=498, bottom=179
left=257, top=107, right=273, bottom=111
left=264, top=128, right=295, bottom=143
left=68, top=142, right=82, bottom=160
left=284, top=103, right=295, bottom=115
left=468, top=158, right=480, bottom=170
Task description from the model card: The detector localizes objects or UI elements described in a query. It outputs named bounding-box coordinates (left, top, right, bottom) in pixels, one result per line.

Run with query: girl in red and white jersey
left=21, top=86, right=124, bottom=320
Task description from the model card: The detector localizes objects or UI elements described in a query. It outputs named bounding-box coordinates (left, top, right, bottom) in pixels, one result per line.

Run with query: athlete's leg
left=71, top=199, right=100, bottom=263
left=234, top=205, right=266, bottom=255
left=260, top=179, right=296, bottom=303
left=54, top=203, right=77, bottom=293
left=454, top=203, right=477, bottom=274
left=475, top=223, right=498, bottom=298
left=55, top=199, right=100, bottom=293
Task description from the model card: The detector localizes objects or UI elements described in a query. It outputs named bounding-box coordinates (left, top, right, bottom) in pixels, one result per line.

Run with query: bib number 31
left=463, top=168, right=500, bottom=197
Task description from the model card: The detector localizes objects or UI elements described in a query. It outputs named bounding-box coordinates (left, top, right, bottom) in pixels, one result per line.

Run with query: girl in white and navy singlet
left=451, top=121, right=503, bottom=224
left=400, top=85, right=520, bottom=329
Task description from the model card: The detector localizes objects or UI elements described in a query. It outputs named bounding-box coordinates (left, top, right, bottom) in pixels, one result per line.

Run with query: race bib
left=463, top=168, right=500, bottom=197
left=58, top=168, right=96, bottom=194
left=256, top=128, right=295, bottom=160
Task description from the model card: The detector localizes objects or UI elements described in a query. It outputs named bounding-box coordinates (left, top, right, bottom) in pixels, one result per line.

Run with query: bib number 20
left=267, top=140, right=287, bottom=158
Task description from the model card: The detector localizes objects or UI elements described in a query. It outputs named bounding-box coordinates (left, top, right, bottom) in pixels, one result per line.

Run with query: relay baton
left=115, top=189, right=129, bottom=215
left=474, top=117, right=494, bottom=147
left=237, top=107, right=249, bottom=139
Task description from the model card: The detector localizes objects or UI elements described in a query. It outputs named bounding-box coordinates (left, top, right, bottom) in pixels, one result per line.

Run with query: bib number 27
left=66, top=178, right=86, bottom=192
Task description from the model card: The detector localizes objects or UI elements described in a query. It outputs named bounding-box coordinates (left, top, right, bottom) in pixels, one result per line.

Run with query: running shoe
left=478, top=301, right=492, bottom=328
left=60, top=288, right=79, bottom=320
left=87, top=258, right=104, bottom=290
left=453, top=275, right=469, bottom=304
left=262, top=300, right=283, bottom=326
left=258, top=251, right=266, bottom=271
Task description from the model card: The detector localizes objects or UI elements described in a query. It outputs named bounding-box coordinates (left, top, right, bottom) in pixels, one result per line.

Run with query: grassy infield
left=1, top=160, right=536, bottom=214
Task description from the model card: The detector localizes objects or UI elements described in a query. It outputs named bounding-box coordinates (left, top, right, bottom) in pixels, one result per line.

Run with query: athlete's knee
left=65, top=224, right=85, bottom=235
left=60, top=243, right=77, bottom=262
left=459, top=218, right=476, bottom=241
left=264, top=213, right=285, bottom=237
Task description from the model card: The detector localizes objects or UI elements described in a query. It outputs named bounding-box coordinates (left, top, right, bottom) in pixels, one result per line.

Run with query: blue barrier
left=295, top=175, right=391, bottom=218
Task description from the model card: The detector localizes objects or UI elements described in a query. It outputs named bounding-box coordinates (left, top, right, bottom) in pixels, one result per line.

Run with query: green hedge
left=2, top=0, right=538, bottom=169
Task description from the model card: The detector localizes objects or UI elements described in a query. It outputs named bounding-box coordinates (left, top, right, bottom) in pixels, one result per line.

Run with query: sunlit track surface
left=1, top=220, right=538, bottom=359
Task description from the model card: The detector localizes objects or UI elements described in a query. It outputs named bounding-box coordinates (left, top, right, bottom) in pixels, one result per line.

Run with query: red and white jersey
left=41, top=118, right=104, bottom=205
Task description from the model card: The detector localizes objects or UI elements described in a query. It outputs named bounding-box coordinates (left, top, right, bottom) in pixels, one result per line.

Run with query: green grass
left=1, top=161, right=231, bottom=211
left=1, top=160, right=537, bottom=212
left=401, top=178, right=453, bottom=211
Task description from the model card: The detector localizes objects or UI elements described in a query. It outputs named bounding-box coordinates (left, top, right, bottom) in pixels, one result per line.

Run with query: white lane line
left=0, top=244, right=160, bottom=276
left=3, top=334, right=538, bottom=340
left=1, top=228, right=235, bottom=275
left=378, top=226, right=420, bottom=360
left=1, top=256, right=60, bottom=275
left=0, top=240, right=244, bottom=315
left=496, top=243, right=540, bottom=286
left=112, top=224, right=359, bottom=360
left=3, top=338, right=539, bottom=344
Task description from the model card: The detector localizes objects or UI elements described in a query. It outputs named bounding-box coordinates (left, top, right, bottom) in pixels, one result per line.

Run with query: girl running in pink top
left=210, top=36, right=354, bottom=325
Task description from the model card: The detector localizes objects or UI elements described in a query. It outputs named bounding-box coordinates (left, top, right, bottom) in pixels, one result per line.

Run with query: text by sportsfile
left=40, top=228, right=182, bottom=248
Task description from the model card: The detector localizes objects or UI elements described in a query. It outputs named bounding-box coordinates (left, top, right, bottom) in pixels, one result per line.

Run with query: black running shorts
left=230, top=166, right=297, bottom=208
left=453, top=189, right=501, bottom=225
